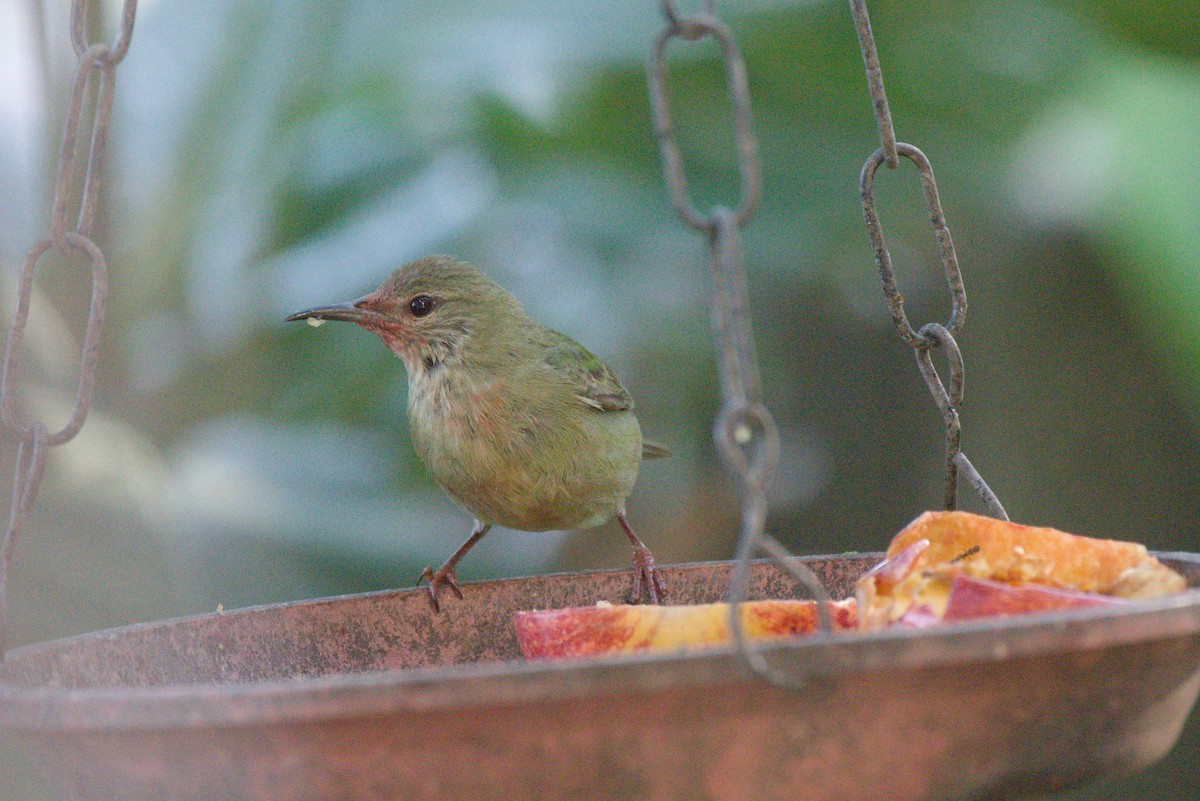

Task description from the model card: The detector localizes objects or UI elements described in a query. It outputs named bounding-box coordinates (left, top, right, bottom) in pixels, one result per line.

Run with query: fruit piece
left=941, top=574, right=1126, bottom=621
left=889, top=573, right=1129, bottom=628
left=858, top=511, right=1185, bottom=629
left=515, top=599, right=857, bottom=659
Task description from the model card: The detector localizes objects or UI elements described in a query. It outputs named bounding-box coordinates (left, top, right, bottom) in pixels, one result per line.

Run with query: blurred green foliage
left=2, top=0, right=1200, bottom=798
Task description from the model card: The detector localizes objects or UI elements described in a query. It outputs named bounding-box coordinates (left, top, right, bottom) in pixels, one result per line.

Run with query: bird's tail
left=641, top=439, right=673, bottom=459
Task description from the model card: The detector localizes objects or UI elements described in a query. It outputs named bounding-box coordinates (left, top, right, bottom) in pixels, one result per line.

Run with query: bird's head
left=286, top=255, right=526, bottom=371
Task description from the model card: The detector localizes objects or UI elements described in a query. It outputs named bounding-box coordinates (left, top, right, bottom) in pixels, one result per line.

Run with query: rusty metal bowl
left=2, top=553, right=1200, bottom=801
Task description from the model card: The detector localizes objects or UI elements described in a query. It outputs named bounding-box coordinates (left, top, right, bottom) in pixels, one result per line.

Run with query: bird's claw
left=417, top=565, right=464, bottom=613
left=629, top=544, right=667, bottom=605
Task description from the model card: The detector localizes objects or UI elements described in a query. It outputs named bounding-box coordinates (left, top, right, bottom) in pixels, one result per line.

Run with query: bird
left=286, top=255, right=669, bottom=612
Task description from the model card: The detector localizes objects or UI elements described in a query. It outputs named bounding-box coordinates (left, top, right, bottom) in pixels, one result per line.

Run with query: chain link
left=72, top=0, right=137, bottom=65
left=647, top=8, right=761, bottom=231
left=848, top=0, right=898, bottom=169
left=0, top=0, right=136, bottom=657
left=859, top=143, right=966, bottom=346
left=658, top=0, right=716, bottom=34
left=912, top=322, right=963, bottom=510
left=849, top=0, right=1007, bottom=521
left=1, top=234, right=109, bottom=446
left=0, top=425, right=48, bottom=659
left=648, top=2, right=830, bottom=689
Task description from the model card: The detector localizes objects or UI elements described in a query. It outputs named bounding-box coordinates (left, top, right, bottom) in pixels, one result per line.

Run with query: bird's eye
left=408, top=295, right=435, bottom=317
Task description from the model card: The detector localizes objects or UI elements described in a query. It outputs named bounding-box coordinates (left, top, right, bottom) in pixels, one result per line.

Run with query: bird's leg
left=617, top=511, right=666, bottom=604
left=418, top=521, right=492, bottom=613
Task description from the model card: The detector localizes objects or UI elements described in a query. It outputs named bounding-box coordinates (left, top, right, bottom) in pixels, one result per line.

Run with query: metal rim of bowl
left=0, top=553, right=1198, bottom=732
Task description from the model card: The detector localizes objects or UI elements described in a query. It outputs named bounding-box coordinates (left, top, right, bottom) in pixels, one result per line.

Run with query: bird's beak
left=285, top=299, right=389, bottom=326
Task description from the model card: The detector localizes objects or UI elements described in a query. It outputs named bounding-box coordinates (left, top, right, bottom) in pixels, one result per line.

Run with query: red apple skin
left=942, top=574, right=1127, bottom=621
left=515, top=600, right=857, bottom=660
left=515, top=606, right=642, bottom=660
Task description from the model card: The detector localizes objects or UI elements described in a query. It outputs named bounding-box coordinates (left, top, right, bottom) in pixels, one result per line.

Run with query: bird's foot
left=415, top=522, right=492, bottom=613
left=417, top=565, right=465, bottom=613
left=628, top=543, right=667, bottom=605
left=617, top=511, right=666, bottom=604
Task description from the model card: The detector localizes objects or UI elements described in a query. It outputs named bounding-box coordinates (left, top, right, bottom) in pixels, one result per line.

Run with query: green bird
left=286, top=255, right=668, bottom=612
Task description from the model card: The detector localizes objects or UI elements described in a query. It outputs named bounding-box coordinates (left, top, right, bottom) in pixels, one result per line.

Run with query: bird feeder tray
left=2, top=553, right=1200, bottom=801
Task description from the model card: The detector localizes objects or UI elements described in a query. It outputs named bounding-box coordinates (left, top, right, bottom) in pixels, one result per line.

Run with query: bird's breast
left=406, top=366, right=641, bottom=532
left=408, top=367, right=508, bottom=445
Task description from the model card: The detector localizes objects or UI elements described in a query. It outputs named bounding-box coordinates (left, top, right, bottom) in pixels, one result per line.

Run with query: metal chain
left=648, top=0, right=830, bottom=689
left=0, top=0, right=137, bottom=658
left=849, top=0, right=1007, bottom=521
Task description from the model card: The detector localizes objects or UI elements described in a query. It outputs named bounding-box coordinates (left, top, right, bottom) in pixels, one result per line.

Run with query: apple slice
left=858, top=511, right=1185, bottom=629
left=893, top=574, right=1128, bottom=628
left=942, top=574, right=1127, bottom=620
left=515, top=599, right=857, bottom=659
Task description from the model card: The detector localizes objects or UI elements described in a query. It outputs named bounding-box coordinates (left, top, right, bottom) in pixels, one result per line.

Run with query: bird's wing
left=541, top=329, right=634, bottom=413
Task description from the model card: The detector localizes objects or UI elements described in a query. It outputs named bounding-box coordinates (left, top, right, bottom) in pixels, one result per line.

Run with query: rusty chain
left=0, top=0, right=137, bottom=658
left=849, top=0, right=1007, bottom=521
left=648, top=0, right=830, bottom=689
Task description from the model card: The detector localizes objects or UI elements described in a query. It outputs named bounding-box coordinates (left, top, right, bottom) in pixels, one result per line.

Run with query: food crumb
left=306, top=317, right=325, bottom=328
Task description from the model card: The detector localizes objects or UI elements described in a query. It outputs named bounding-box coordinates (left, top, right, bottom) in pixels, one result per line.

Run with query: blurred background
left=2, top=0, right=1199, bottom=798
